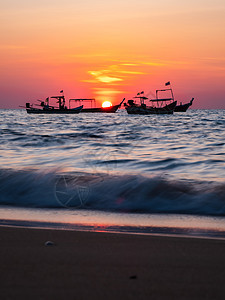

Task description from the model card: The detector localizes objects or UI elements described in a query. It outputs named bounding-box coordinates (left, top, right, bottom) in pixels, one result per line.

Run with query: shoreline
left=1, top=218, right=225, bottom=240
left=1, top=226, right=225, bottom=299
left=2, top=224, right=225, bottom=243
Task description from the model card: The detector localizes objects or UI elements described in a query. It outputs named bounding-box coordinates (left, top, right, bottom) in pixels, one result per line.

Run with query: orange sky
left=0, top=0, right=225, bottom=108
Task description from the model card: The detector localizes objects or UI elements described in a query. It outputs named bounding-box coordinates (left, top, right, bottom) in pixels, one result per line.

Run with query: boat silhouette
left=69, top=98, right=125, bottom=113
left=25, top=91, right=83, bottom=114
left=124, top=87, right=177, bottom=115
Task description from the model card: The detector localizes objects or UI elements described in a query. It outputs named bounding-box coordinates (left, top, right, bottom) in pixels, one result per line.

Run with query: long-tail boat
left=124, top=87, right=177, bottom=115
left=24, top=92, right=83, bottom=114
left=69, top=98, right=125, bottom=113
left=157, top=81, right=194, bottom=112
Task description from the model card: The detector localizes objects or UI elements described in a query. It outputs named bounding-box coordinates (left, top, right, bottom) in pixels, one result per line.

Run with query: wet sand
left=1, top=226, right=225, bottom=299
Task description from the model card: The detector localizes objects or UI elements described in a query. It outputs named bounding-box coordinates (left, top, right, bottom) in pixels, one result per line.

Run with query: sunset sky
left=1, top=0, right=225, bottom=108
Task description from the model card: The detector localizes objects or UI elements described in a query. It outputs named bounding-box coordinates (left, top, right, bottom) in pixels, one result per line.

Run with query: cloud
left=87, top=62, right=147, bottom=84
left=88, top=71, right=123, bottom=83
left=88, top=70, right=123, bottom=83
left=140, top=61, right=167, bottom=66
left=113, top=60, right=167, bottom=67
left=116, top=70, right=145, bottom=75
left=120, top=63, right=139, bottom=66
left=93, top=88, right=125, bottom=95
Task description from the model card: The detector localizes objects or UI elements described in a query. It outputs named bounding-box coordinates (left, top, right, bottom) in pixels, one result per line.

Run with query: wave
left=0, top=168, right=225, bottom=216
left=0, top=129, right=104, bottom=147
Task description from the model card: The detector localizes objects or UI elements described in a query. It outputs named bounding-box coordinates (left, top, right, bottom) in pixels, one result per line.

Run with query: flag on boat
left=165, top=81, right=170, bottom=86
left=45, top=97, right=49, bottom=102
left=60, top=90, right=63, bottom=93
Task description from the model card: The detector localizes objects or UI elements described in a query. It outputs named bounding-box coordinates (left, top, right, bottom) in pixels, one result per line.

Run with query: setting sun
left=102, top=101, right=112, bottom=108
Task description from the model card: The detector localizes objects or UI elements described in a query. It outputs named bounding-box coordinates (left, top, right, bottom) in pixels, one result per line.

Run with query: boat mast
left=60, top=90, right=65, bottom=109
left=51, top=90, right=65, bottom=110
left=155, top=82, right=174, bottom=107
left=168, top=82, right=174, bottom=101
left=133, top=91, right=148, bottom=105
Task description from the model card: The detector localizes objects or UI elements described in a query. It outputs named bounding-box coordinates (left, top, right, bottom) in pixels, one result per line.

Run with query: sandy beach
left=1, top=226, right=225, bottom=300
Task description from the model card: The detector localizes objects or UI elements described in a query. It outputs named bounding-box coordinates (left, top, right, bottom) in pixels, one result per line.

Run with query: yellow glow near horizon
left=102, top=101, right=112, bottom=108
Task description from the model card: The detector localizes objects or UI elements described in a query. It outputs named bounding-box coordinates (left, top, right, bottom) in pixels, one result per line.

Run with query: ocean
left=1, top=108, right=225, bottom=238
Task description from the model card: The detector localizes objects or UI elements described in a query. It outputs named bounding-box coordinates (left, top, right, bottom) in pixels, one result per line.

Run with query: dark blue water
left=1, top=108, right=225, bottom=212
left=0, top=108, right=225, bottom=237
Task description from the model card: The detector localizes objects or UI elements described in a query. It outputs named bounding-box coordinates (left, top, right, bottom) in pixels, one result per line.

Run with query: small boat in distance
left=24, top=91, right=83, bottom=114
left=124, top=85, right=177, bottom=115
left=69, top=98, right=125, bottom=113
left=174, top=98, right=194, bottom=112
left=158, top=81, right=194, bottom=112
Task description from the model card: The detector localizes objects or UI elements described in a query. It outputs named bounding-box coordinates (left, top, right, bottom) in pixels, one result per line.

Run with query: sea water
left=0, top=109, right=225, bottom=238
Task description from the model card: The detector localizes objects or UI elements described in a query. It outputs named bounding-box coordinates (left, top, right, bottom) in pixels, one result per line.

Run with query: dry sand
left=1, top=226, right=225, bottom=299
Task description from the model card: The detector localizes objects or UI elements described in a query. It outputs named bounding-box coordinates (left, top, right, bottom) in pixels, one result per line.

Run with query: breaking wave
left=0, top=168, right=225, bottom=216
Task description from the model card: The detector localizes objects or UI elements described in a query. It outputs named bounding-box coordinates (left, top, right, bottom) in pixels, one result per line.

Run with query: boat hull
left=26, top=106, right=83, bottom=114
left=174, top=104, right=190, bottom=112
left=174, top=98, right=194, bottom=112
left=81, top=104, right=120, bottom=113
left=125, top=101, right=177, bottom=115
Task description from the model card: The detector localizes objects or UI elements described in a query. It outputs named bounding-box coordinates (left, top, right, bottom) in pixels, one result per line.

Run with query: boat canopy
left=133, top=96, right=148, bottom=100
left=69, top=98, right=95, bottom=109
left=51, top=96, right=64, bottom=99
left=69, top=98, right=95, bottom=101
left=150, top=98, right=174, bottom=102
